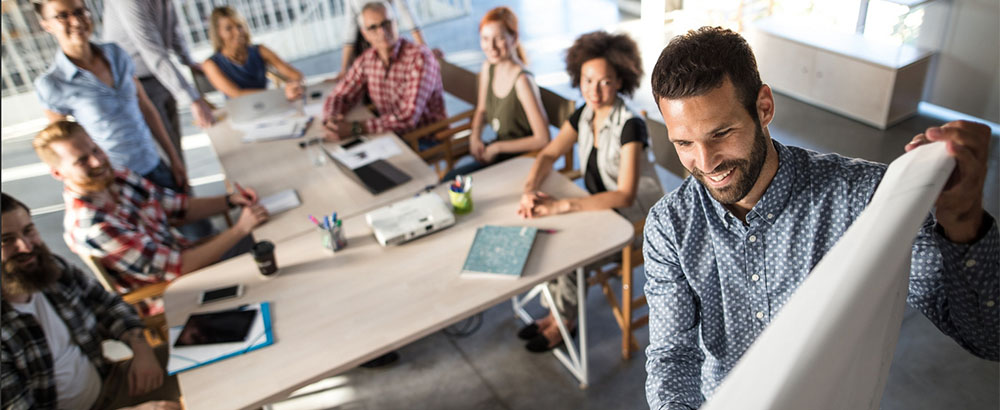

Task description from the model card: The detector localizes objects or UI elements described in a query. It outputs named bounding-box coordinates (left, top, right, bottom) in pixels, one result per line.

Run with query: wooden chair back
left=78, top=254, right=169, bottom=346
left=536, top=87, right=579, bottom=178
left=587, top=219, right=649, bottom=360
left=642, top=111, right=688, bottom=179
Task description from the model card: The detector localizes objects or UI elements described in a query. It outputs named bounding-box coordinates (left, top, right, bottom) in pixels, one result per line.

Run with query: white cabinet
left=749, top=18, right=933, bottom=129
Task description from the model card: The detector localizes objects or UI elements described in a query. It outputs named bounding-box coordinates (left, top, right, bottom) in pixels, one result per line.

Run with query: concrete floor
left=1, top=0, right=996, bottom=409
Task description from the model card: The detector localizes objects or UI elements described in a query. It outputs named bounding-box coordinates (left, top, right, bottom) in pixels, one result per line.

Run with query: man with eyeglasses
left=322, top=0, right=446, bottom=142
left=32, top=0, right=214, bottom=239
left=1, top=192, right=181, bottom=410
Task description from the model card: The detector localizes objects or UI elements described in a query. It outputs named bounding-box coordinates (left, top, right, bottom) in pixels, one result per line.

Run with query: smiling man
left=33, top=120, right=268, bottom=296
left=1, top=193, right=180, bottom=410
left=321, top=0, right=445, bottom=141
left=643, top=27, right=998, bottom=409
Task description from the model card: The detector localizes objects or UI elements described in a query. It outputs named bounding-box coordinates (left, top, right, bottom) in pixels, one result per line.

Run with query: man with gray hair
left=322, top=0, right=445, bottom=143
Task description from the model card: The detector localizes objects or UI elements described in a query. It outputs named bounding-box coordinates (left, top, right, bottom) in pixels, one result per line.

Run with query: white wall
left=924, top=0, right=999, bottom=123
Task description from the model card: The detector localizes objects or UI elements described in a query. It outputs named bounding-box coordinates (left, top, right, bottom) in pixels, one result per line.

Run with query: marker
left=331, top=212, right=337, bottom=224
left=308, top=215, right=321, bottom=227
left=539, top=229, right=559, bottom=234
left=323, top=216, right=331, bottom=229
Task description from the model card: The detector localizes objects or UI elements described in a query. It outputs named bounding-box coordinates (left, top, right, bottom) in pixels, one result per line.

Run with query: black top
left=569, top=105, right=649, bottom=194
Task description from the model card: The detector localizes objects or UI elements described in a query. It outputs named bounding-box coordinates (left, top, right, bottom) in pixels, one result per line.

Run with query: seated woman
left=202, top=6, right=304, bottom=100
left=443, top=6, right=550, bottom=181
left=515, top=31, right=664, bottom=352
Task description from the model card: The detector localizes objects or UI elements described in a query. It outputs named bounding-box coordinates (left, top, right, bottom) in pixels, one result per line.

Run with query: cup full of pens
left=310, top=212, right=347, bottom=252
left=448, top=175, right=473, bottom=215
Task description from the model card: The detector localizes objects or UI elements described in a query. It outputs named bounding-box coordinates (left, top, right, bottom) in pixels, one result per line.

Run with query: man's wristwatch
left=351, top=121, right=363, bottom=137
left=225, top=193, right=236, bottom=209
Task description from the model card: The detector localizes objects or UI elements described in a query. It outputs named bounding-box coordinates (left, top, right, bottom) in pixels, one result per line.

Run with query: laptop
left=365, top=193, right=456, bottom=246
left=227, top=83, right=332, bottom=123
left=320, top=142, right=412, bottom=194
left=226, top=89, right=291, bottom=123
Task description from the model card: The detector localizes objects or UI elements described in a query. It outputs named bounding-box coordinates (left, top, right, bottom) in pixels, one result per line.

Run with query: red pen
left=233, top=182, right=254, bottom=202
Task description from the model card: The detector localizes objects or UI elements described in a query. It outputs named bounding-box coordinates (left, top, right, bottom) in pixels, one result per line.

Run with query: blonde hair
left=33, top=120, right=85, bottom=166
left=209, top=6, right=251, bottom=53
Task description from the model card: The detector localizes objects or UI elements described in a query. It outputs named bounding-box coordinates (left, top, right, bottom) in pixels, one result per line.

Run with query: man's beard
left=692, top=124, right=769, bottom=205
left=2, top=242, right=61, bottom=297
left=76, top=164, right=114, bottom=193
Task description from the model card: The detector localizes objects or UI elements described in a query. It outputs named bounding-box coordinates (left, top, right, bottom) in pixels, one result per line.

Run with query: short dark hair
left=1, top=193, right=29, bottom=215
left=651, top=26, right=762, bottom=122
left=565, top=31, right=643, bottom=97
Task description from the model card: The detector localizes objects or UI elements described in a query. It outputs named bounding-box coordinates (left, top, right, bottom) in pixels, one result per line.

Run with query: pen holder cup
left=320, top=225, right=347, bottom=252
left=310, top=143, right=327, bottom=167
left=448, top=189, right=473, bottom=215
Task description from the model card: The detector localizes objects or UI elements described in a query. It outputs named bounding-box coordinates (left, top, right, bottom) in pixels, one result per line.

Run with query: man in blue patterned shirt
left=643, top=27, right=998, bottom=409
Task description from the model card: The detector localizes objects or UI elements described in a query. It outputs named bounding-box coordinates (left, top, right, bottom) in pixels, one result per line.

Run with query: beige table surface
left=207, top=85, right=438, bottom=242
left=164, top=157, right=634, bottom=410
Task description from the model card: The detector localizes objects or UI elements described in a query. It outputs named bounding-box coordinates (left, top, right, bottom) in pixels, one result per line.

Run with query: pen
left=323, top=216, right=331, bottom=229
left=331, top=212, right=337, bottom=224
left=539, top=229, right=558, bottom=234
left=234, top=182, right=252, bottom=201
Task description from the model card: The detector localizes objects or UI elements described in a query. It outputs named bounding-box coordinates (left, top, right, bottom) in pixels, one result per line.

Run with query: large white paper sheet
left=702, top=143, right=954, bottom=410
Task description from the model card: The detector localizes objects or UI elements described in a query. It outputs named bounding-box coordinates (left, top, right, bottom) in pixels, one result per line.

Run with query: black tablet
left=174, top=309, right=257, bottom=347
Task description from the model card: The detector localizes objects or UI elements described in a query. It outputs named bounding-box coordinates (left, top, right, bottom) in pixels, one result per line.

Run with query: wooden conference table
left=205, top=83, right=438, bottom=242
left=164, top=157, right=634, bottom=409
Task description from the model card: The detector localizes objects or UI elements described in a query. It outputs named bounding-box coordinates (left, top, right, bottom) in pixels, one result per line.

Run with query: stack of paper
left=326, top=137, right=403, bottom=169
left=259, top=189, right=301, bottom=215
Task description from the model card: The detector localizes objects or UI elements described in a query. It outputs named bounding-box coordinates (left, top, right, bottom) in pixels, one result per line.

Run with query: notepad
left=167, top=302, right=273, bottom=375
left=259, top=189, right=301, bottom=215
left=460, top=225, right=538, bottom=278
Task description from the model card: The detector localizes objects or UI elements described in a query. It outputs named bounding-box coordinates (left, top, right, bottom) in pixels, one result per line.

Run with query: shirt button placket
left=747, top=231, right=767, bottom=325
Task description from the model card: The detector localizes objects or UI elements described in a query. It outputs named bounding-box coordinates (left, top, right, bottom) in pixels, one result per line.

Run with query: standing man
left=643, top=27, right=998, bottom=409
left=1, top=192, right=180, bottom=410
left=103, top=0, right=216, bottom=164
left=322, top=0, right=446, bottom=142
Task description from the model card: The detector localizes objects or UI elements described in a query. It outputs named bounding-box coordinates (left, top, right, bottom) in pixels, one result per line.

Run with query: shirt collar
left=581, top=95, right=624, bottom=132
left=53, top=48, right=84, bottom=81
left=53, top=43, right=106, bottom=82
left=388, top=38, right=406, bottom=63
left=707, top=139, right=795, bottom=227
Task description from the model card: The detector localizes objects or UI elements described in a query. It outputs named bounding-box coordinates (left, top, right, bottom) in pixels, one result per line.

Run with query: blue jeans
left=142, top=161, right=215, bottom=240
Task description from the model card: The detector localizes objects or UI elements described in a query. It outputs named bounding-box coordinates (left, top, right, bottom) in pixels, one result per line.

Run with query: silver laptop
left=365, top=193, right=456, bottom=246
left=226, top=82, right=333, bottom=123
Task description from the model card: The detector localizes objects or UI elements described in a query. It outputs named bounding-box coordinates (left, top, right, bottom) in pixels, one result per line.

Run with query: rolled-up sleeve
left=908, top=214, right=1000, bottom=360
left=644, top=206, right=706, bottom=410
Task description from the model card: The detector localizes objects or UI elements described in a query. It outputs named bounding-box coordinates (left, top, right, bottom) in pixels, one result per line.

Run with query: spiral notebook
left=460, top=225, right=538, bottom=279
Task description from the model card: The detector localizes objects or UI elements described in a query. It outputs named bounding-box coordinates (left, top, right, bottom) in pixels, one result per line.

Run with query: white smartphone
left=198, top=284, right=244, bottom=305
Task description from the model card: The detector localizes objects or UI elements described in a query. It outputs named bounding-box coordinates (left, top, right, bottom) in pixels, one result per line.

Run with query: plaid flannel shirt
left=63, top=166, right=189, bottom=294
left=1, top=255, right=143, bottom=409
left=323, top=38, right=446, bottom=136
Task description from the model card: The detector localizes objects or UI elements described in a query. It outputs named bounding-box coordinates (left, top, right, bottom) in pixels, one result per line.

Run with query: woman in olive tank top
left=443, top=7, right=550, bottom=181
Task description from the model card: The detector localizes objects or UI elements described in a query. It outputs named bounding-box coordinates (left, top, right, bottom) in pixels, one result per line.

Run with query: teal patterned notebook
left=461, top=225, right=538, bottom=278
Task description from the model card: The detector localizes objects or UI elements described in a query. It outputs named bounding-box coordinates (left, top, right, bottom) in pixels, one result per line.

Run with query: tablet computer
left=174, top=309, right=257, bottom=347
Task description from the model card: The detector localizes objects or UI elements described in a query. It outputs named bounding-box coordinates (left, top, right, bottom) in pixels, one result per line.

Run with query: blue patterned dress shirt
left=643, top=140, right=999, bottom=409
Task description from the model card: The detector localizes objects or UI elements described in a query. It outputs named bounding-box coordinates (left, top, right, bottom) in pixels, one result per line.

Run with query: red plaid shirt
left=63, top=166, right=188, bottom=294
left=324, top=38, right=446, bottom=135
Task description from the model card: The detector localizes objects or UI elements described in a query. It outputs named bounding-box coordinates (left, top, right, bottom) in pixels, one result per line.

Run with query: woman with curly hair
left=443, top=6, right=550, bottom=181
left=515, top=31, right=664, bottom=352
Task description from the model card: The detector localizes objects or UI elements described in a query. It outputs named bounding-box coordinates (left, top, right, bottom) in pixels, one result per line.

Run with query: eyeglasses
left=48, top=8, right=91, bottom=24
left=363, top=19, right=393, bottom=32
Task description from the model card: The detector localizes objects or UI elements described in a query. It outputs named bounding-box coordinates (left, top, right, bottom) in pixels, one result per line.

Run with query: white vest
left=575, top=97, right=664, bottom=224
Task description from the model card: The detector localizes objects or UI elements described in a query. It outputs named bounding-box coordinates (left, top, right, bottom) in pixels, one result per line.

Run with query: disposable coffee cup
left=252, top=240, right=279, bottom=276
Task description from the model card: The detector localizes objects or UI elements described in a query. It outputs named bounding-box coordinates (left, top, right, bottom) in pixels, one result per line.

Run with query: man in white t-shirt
left=1, top=192, right=179, bottom=410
